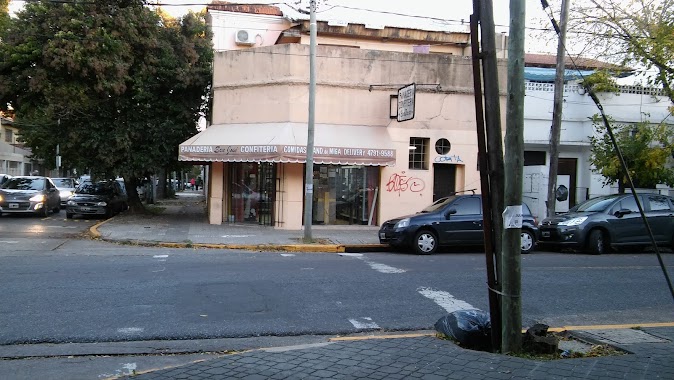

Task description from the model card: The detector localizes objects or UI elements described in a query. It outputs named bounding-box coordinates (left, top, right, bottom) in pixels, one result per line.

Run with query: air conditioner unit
left=235, top=29, right=256, bottom=46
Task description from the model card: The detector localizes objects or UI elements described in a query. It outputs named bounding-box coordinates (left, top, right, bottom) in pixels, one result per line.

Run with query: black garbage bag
left=434, top=309, right=492, bottom=351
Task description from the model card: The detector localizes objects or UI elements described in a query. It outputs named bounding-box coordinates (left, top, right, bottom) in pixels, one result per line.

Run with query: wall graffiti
left=386, top=171, right=425, bottom=195
left=434, top=154, right=463, bottom=163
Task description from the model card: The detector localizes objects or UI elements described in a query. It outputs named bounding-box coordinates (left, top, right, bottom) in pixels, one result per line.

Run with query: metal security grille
left=256, top=163, right=276, bottom=226
left=409, top=137, right=429, bottom=170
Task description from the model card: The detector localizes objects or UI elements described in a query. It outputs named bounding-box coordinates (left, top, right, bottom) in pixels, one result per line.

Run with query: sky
left=7, top=0, right=558, bottom=53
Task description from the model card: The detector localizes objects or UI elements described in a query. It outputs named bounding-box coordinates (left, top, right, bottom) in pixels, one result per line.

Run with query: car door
left=437, top=196, right=483, bottom=245
left=607, top=195, right=647, bottom=245
left=46, top=178, right=59, bottom=210
left=644, top=194, right=674, bottom=243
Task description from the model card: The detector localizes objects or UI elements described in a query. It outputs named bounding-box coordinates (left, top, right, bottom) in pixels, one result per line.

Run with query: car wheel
left=587, top=229, right=608, bottom=255
left=40, top=205, right=49, bottom=217
left=520, top=229, right=535, bottom=254
left=66, top=212, right=73, bottom=219
left=413, top=230, right=438, bottom=255
left=54, top=204, right=60, bottom=213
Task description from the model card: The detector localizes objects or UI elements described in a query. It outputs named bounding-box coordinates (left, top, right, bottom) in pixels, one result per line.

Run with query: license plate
left=542, top=231, right=550, bottom=237
left=9, top=203, right=18, bottom=209
left=379, top=232, right=386, bottom=239
left=80, top=207, right=91, bottom=212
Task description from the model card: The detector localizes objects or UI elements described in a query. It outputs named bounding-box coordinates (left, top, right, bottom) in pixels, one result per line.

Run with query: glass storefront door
left=311, top=165, right=380, bottom=225
left=230, top=162, right=276, bottom=226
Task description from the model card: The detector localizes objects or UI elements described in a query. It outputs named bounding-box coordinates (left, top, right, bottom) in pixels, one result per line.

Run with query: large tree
left=589, top=117, right=674, bottom=193
left=563, top=0, right=674, bottom=105
left=0, top=0, right=212, bottom=210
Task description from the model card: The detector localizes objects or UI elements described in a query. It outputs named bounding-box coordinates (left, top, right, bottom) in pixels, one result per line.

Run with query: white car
left=51, top=178, right=79, bottom=207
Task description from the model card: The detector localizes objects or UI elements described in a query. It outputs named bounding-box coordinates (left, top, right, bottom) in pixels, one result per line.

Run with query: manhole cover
left=579, top=329, right=669, bottom=345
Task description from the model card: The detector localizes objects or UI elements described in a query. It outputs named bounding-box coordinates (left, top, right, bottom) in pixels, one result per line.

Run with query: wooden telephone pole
left=546, top=0, right=570, bottom=218
left=502, top=0, right=526, bottom=354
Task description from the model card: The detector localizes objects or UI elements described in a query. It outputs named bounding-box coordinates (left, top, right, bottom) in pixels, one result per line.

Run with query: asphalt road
left=0, top=209, right=96, bottom=239
left=1, top=238, right=672, bottom=346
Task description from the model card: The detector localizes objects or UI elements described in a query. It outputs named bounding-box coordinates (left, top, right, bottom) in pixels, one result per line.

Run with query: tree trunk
left=124, top=177, right=145, bottom=213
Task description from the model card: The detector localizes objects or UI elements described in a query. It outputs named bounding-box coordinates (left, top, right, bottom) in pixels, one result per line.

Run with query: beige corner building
left=179, top=3, right=508, bottom=229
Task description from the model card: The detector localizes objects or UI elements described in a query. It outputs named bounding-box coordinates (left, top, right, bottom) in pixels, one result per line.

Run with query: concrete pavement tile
left=311, top=369, right=338, bottom=378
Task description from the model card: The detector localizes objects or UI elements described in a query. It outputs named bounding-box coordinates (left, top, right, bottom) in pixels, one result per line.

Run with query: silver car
left=0, top=176, right=61, bottom=217
left=52, top=177, right=79, bottom=207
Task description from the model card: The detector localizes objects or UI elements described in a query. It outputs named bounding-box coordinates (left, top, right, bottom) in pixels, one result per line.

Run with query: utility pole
left=546, top=0, right=570, bottom=218
left=303, top=0, right=317, bottom=242
left=502, top=0, right=526, bottom=354
left=471, top=0, right=505, bottom=351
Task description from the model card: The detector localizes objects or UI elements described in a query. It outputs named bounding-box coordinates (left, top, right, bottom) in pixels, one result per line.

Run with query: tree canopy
left=589, top=117, right=674, bottom=192
left=0, top=0, right=212, bottom=204
left=564, top=0, right=674, bottom=104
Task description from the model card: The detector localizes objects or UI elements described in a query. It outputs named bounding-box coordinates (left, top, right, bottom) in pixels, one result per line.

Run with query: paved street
left=0, top=193, right=673, bottom=379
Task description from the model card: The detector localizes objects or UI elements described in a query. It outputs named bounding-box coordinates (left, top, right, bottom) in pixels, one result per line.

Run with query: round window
left=435, top=138, right=451, bottom=155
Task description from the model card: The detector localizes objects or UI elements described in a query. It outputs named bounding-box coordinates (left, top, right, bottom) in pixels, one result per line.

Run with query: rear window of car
left=1, top=177, right=44, bottom=190
left=77, top=182, right=114, bottom=195
left=53, top=179, right=74, bottom=188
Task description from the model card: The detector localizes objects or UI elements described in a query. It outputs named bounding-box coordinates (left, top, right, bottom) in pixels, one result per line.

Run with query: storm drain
left=578, top=329, right=670, bottom=345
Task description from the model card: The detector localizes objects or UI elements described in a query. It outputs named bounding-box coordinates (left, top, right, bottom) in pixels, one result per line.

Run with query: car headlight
left=60, top=190, right=73, bottom=198
left=29, top=194, right=46, bottom=202
left=96, top=202, right=107, bottom=206
left=0, top=195, right=3, bottom=202
left=395, top=218, right=410, bottom=229
left=67, top=200, right=77, bottom=206
left=558, top=216, right=588, bottom=226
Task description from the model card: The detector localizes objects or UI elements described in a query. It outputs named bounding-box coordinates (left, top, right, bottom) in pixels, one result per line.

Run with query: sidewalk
left=121, top=327, right=674, bottom=379
left=94, top=191, right=384, bottom=252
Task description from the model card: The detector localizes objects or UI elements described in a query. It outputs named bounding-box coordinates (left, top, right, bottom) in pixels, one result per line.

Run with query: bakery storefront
left=179, top=123, right=396, bottom=229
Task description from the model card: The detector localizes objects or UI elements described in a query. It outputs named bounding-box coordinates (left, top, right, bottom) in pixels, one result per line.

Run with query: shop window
left=409, top=137, right=429, bottom=170
left=4, top=129, right=12, bottom=143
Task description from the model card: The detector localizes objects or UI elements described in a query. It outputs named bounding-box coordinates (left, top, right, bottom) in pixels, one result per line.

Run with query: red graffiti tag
left=386, top=171, right=425, bottom=195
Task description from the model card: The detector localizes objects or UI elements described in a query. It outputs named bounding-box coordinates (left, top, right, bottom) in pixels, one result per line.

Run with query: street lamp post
left=303, top=0, right=317, bottom=242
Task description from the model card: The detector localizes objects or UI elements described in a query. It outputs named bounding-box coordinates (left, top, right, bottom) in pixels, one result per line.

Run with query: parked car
left=66, top=180, right=128, bottom=219
left=0, top=176, right=61, bottom=216
left=538, top=193, right=674, bottom=254
left=51, top=177, right=79, bottom=207
left=378, top=193, right=539, bottom=254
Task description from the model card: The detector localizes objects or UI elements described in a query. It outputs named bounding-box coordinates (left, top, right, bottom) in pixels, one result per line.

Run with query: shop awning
left=179, top=123, right=396, bottom=166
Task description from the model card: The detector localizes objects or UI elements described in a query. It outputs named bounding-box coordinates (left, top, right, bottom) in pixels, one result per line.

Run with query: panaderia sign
left=179, top=144, right=396, bottom=166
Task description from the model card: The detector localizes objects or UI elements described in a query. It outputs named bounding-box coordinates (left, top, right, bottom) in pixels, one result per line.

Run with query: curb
left=90, top=220, right=385, bottom=253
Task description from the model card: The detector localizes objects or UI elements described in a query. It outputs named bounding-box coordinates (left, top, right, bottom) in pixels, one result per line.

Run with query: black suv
left=378, top=194, right=539, bottom=254
left=538, top=193, right=674, bottom=254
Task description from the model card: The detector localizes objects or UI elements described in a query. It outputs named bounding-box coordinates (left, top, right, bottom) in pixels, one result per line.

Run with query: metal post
left=303, top=0, right=317, bottom=242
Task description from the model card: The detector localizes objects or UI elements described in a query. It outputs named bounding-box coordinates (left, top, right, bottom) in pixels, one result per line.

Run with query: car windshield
left=574, top=196, right=618, bottom=212
left=53, top=179, right=75, bottom=188
left=420, top=196, right=457, bottom=213
left=1, top=177, right=44, bottom=190
left=77, top=182, right=113, bottom=195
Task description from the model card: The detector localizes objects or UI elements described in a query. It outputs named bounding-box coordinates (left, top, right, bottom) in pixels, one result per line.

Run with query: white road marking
left=153, top=255, right=169, bottom=258
left=221, top=235, right=254, bottom=238
left=418, top=287, right=477, bottom=313
left=117, top=327, right=144, bottom=334
left=280, top=253, right=295, bottom=257
left=0, top=241, right=18, bottom=244
left=339, top=252, right=405, bottom=274
left=348, top=317, right=380, bottom=329
left=364, top=261, right=406, bottom=274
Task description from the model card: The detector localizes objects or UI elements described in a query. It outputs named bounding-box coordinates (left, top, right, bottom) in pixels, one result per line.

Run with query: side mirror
left=614, top=208, right=632, bottom=218
left=445, top=208, right=457, bottom=219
